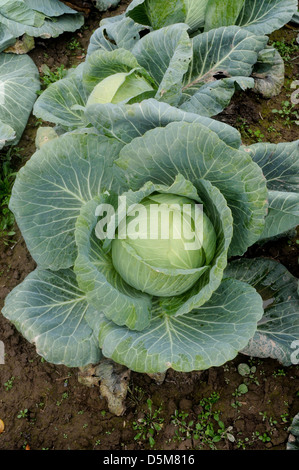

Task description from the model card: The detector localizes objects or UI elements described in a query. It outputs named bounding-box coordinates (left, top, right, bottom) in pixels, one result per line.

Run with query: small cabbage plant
left=3, top=109, right=299, bottom=373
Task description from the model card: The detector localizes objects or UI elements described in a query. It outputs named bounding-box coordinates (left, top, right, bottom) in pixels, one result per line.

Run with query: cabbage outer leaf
left=95, top=278, right=264, bottom=373
left=2, top=268, right=102, bottom=367
left=9, top=133, right=125, bottom=270
left=0, top=53, right=40, bottom=144
left=33, top=64, right=89, bottom=130
left=204, top=0, right=245, bottom=31
left=225, top=258, right=299, bottom=366
left=0, top=23, right=16, bottom=52
left=133, top=24, right=267, bottom=116
left=131, top=23, right=192, bottom=106
left=0, top=0, right=84, bottom=39
left=243, top=140, right=299, bottom=240
left=87, top=15, right=146, bottom=55
left=236, top=0, right=298, bottom=35
left=85, top=98, right=242, bottom=148
left=74, top=199, right=153, bottom=331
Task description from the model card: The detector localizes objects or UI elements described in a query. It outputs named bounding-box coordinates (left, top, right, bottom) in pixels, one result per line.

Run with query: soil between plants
left=0, top=1, right=298, bottom=451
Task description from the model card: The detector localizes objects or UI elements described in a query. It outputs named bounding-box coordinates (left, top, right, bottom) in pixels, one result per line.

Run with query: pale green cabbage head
left=86, top=71, right=154, bottom=106
left=112, top=193, right=216, bottom=296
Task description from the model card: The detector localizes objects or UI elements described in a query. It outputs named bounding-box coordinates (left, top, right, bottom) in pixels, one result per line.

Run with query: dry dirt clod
left=78, top=359, right=131, bottom=416
left=147, top=372, right=167, bottom=385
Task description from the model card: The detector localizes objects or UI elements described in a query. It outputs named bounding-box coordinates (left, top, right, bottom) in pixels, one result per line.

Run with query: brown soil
left=0, top=1, right=298, bottom=451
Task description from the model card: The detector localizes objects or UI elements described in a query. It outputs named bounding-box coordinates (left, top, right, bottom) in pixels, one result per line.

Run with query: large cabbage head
left=111, top=193, right=216, bottom=296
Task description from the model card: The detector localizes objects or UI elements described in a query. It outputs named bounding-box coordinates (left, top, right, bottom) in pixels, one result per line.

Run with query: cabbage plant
left=33, top=0, right=298, bottom=131
left=87, top=0, right=297, bottom=101
left=33, top=22, right=268, bottom=129
left=3, top=108, right=299, bottom=372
